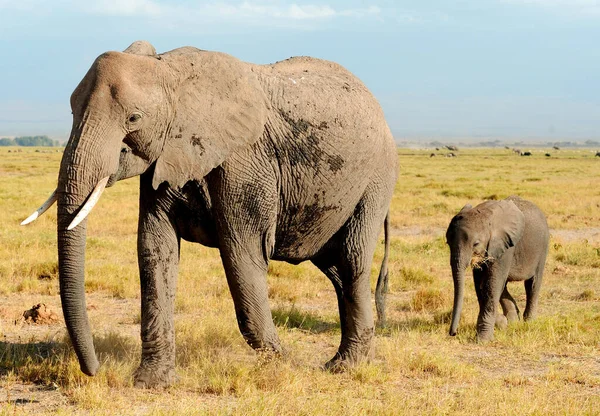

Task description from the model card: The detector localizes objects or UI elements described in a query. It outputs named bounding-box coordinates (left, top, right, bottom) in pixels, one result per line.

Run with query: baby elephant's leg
left=499, top=285, right=520, bottom=323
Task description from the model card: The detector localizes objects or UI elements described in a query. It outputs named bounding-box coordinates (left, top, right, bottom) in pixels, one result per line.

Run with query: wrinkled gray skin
left=56, top=41, right=398, bottom=387
left=446, top=196, right=549, bottom=341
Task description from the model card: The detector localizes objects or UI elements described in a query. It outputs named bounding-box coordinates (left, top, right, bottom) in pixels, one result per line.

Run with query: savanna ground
left=1, top=146, right=599, bottom=415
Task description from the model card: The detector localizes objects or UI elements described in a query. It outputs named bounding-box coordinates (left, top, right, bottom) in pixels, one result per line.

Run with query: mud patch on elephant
left=190, top=134, right=205, bottom=154
left=326, top=154, right=345, bottom=173
left=276, top=110, right=346, bottom=175
left=278, top=109, right=313, bottom=136
left=240, top=182, right=268, bottom=225
left=277, top=202, right=340, bottom=251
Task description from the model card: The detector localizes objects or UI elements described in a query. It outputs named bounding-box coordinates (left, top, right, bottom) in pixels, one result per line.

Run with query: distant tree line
left=0, top=135, right=63, bottom=147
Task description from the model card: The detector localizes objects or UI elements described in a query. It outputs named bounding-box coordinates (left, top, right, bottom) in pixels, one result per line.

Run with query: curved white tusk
left=21, top=190, right=58, bottom=225
left=67, top=176, right=110, bottom=231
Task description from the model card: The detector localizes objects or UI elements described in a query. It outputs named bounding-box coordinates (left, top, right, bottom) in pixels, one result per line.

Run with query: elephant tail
left=375, top=212, right=391, bottom=327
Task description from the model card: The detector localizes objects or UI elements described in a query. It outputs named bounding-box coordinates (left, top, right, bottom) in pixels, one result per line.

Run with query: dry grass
left=1, top=146, right=599, bottom=415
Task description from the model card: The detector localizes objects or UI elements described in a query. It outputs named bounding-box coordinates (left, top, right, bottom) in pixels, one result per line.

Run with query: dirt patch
left=0, top=293, right=140, bottom=345
left=1, top=293, right=141, bottom=414
left=21, top=304, right=59, bottom=325
left=550, top=227, right=600, bottom=244
left=0, top=382, right=68, bottom=414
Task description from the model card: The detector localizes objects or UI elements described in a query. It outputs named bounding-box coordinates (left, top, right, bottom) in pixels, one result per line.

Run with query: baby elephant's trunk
left=449, top=250, right=470, bottom=336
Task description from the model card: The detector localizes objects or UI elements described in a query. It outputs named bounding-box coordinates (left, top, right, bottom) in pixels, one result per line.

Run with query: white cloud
left=0, top=0, right=53, bottom=11
left=80, top=1, right=382, bottom=21
left=0, top=0, right=384, bottom=21
left=504, top=0, right=600, bottom=16
left=85, top=0, right=163, bottom=16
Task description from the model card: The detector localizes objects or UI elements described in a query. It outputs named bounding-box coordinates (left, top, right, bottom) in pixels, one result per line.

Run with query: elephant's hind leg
left=313, top=193, right=385, bottom=371
left=523, top=250, right=547, bottom=321
left=499, top=285, right=520, bottom=323
left=524, top=271, right=543, bottom=321
left=311, top=256, right=347, bottom=363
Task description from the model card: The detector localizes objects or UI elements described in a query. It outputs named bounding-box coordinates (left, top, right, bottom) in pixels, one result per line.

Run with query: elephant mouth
left=470, top=253, right=493, bottom=270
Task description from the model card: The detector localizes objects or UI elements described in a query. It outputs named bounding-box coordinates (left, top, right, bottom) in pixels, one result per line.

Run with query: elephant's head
left=445, top=199, right=525, bottom=337
left=24, top=41, right=269, bottom=376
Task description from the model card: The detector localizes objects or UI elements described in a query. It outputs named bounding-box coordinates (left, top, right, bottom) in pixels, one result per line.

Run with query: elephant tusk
left=67, top=176, right=110, bottom=231
left=21, top=190, right=58, bottom=225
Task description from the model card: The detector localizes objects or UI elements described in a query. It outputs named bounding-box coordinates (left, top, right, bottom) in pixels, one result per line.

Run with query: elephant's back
left=261, top=56, right=366, bottom=88
left=255, top=56, right=396, bottom=167
left=507, top=196, right=550, bottom=242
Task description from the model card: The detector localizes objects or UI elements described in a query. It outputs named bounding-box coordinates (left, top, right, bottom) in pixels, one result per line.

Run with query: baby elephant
left=446, top=196, right=549, bottom=341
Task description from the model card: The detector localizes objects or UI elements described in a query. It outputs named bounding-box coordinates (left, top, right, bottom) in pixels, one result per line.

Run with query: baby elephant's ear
left=459, top=203, right=473, bottom=214
left=487, top=200, right=525, bottom=260
left=152, top=50, right=268, bottom=190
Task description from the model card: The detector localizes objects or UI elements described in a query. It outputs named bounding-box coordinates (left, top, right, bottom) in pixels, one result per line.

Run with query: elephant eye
left=128, top=113, right=142, bottom=123
left=473, top=241, right=481, bottom=247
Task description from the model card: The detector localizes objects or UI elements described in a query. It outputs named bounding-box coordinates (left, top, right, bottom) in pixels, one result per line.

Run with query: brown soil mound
left=22, top=303, right=59, bottom=325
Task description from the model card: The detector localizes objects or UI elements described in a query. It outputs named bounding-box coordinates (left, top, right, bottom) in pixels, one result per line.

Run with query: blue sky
left=1, top=0, right=599, bottom=142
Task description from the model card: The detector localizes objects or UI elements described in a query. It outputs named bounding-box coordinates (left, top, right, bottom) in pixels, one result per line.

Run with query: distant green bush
left=0, top=135, right=62, bottom=147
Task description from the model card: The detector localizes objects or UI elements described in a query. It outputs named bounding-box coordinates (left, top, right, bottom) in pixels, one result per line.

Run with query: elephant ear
left=446, top=203, right=473, bottom=241
left=123, top=40, right=157, bottom=57
left=487, top=200, right=525, bottom=260
left=152, top=50, right=269, bottom=189
left=459, top=203, right=472, bottom=214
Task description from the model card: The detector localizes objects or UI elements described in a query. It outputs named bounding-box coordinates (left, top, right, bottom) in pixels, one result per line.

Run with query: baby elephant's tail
left=375, top=212, right=390, bottom=327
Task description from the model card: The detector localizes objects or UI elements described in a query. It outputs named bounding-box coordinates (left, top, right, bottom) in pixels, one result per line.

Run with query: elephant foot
left=255, top=346, right=285, bottom=365
left=244, top=332, right=283, bottom=355
left=495, top=314, right=508, bottom=330
left=476, top=332, right=494, bottom=343
left=324, top=352, right=352, bottom=373
left=323, top=351, right=370, bottom=373
left=506, top=310, right=520, bottom=323
left=323, top=340, right=373, bottom=372
left=133, top=365, right=178, bottom=389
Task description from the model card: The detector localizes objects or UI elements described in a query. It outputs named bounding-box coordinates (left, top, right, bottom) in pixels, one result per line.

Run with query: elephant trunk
left=449, top=249, right=470, bottom=336
left=57, top=210, right=99, bottom=375
left=56, top=125, right=119, bottom=376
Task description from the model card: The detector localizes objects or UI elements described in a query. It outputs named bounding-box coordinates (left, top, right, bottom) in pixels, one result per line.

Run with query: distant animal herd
left=426, top=146, right=600, bottom=158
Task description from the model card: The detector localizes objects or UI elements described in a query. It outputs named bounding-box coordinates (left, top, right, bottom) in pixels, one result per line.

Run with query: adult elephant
left=23, top=41, right=398, bottom=387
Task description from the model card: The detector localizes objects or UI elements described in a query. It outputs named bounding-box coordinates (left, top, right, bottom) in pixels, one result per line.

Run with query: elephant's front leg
left=210, top=162, right=281, bottom=355
left=474, top=264, right=509, bottom=342
left=133, top=202, right=180, bottom=388
left=220, top=242, right=282, bottom=354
